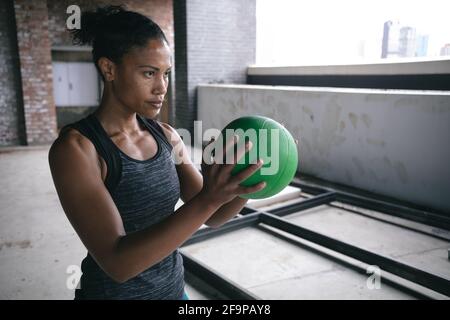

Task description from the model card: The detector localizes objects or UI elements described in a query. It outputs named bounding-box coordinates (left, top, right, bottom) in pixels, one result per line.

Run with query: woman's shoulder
left=156, top=120, right=175, bottom=135
left=49, top=127, right=98, bottom=169
left=149, top=120, right=182, bottom=148
left=52, top=126, right=93, bottom=151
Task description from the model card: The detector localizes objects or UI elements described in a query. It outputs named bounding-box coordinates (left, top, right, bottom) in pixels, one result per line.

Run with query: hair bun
left=71, top=5, right=125, bottom=45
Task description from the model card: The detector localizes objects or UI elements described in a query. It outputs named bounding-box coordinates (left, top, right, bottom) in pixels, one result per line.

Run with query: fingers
left=202, top=137, right=216, bottom=165
left=221, top=139, right=252, bottom=172
left=235, top=140, right=253, bottom=165
left=237, top=180, right=267, bottom=195
left=230, top=158, right=264, bottom=184
left=201, top=137, right=218, bottom=177
left=215, top=134, right=239, bottom=164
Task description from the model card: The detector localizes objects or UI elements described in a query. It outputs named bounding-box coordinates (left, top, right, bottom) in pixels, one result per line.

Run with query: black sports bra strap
left=69, top=114, right=122, bottom=193
left=62, top=114, right=172, bottom=194
left=137, top=115, right=173, bottom=151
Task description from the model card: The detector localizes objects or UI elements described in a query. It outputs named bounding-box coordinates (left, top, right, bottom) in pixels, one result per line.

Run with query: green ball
left=219, top=116, right=298, bottom=199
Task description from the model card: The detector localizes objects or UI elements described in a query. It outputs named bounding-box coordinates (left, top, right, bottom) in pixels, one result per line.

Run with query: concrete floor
left=0, top=146, right=86, bottom=299
left=181, top=205, right=450, bottom=299
left=0, top=146, right=449, bottom=299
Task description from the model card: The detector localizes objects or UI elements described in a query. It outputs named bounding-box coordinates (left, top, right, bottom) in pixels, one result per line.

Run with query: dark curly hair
left=70, top=5, right=169, bottom=78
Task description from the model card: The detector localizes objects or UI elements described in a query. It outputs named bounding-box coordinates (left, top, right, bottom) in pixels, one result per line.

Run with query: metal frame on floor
left=180, top=179, right=450, bottom=299
left=291, top=181, right=450, bottom=231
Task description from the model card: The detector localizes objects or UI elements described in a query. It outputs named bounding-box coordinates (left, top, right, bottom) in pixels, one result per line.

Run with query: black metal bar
left=327, top=202, right=450, bottom=242
left=268, top=191, right=336, bottom=217
left=182, top=212, right=261, bottom=247
left=240, top=207, right=257, bottom=216
left=259, top=212, right=450, bottom=297
left=335, top=192, right=450, bottom=231
left=181, top=252, right=259, bottom=300
left=290, top=180, right=331, bottom=195
left=292, top=180, right=450, bottom=231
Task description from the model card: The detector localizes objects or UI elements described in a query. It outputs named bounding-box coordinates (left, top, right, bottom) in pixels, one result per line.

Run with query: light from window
left=256, top=0, right=450, bottom=65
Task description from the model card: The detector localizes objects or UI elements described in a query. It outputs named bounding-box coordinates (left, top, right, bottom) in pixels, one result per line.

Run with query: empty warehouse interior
left=0, top=0, right=449, bottom=301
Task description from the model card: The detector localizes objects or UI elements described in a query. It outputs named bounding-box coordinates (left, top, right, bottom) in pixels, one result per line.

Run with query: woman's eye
left=143, top=71, right=170, bottom=78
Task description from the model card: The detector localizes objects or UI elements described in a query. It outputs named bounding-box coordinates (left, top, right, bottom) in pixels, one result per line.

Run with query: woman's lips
left=147, top=101, right=163, bottom=108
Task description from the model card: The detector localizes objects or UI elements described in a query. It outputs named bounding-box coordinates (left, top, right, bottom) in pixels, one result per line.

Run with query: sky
left=256, top=0, right=450, bottom=65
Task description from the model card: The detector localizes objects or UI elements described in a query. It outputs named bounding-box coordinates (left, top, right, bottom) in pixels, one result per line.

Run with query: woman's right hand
left=199, top=135, right=266, bottom=208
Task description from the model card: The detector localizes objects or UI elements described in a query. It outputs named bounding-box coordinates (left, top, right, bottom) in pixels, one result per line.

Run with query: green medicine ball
left=219, top=116, right=298, bottom=199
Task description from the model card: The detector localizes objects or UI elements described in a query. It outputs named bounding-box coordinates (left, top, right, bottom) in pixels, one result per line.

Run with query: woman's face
left=111, top=38, right=172, bottom=119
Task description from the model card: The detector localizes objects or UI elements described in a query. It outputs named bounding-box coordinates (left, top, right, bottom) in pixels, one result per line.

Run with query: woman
left=48, top=5, right=265, bottom=300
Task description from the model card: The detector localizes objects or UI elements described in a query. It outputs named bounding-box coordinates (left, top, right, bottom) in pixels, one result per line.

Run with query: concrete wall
left=247, top=58, right=450, bottom=90
left=248, top=58, right=450, bottom=76
left=198, top=84, right=450, bottom=213
left=174, top=0, right=256, bottom=133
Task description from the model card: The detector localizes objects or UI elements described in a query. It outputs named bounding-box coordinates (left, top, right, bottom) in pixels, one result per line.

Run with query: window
left=256, top=0, right=450, bottom=66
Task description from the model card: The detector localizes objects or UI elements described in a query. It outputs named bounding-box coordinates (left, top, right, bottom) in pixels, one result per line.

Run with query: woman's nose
left=152, top=74, right=168, bottom=95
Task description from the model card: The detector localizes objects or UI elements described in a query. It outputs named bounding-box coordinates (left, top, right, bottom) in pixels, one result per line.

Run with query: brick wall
left=174, top=0, right=256, bottom=133
left=14, top=0, right=57, bottom=145
left=0, top=0, right=26, bottom=146
left=46, top=0, right=174, bottom=50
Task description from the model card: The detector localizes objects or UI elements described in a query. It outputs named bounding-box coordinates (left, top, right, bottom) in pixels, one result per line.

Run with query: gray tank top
left=64, top=113, right=184, bottom=300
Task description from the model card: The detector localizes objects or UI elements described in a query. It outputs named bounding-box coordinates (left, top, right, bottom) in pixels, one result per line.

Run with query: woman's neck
left=93, top=93, right=141, bottom=136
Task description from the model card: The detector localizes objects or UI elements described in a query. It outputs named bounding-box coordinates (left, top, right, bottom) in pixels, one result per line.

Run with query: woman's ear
left=98, top=57, right=116, bottom=82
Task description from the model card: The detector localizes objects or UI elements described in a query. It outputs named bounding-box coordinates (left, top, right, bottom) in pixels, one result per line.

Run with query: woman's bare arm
left=49, top=129, right=263, bottom=283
